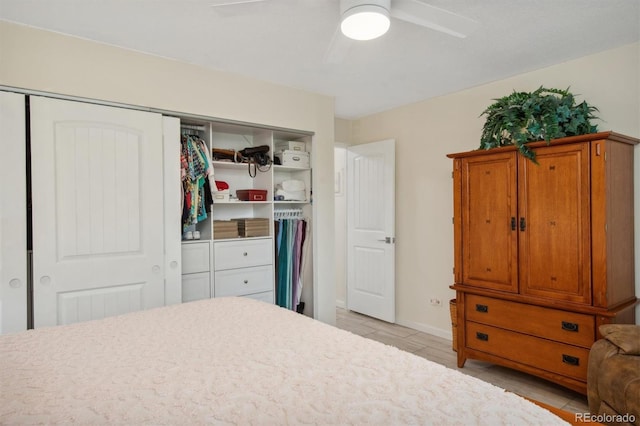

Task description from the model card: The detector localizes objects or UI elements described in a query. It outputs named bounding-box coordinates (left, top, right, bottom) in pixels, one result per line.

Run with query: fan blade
left=323, top=24, right=353, bottom=64
left=390, top=0, right=478, bottom=38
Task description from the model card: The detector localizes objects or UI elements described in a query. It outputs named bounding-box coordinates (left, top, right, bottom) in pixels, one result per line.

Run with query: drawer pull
left=243, top=280, right=249, bottom=284
left=243, top=252, right=248, bottom=256
left=475, top=304, right=489, bottom=313
left=476, top=332, right=489, bottom=341
left=562, top=354, right=580, bottom=366
left=561, top=321, right=579, bottom=332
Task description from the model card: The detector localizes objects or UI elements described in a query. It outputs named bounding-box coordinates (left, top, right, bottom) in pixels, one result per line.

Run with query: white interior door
left=30, top=96, right=166, bottom=328
left=0, top=91, right=27, bottom=334
left=347, top=139, right=395, bottom=322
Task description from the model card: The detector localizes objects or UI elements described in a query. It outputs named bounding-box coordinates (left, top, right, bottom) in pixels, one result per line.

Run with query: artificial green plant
left=478, top=86, right=599, bottom=162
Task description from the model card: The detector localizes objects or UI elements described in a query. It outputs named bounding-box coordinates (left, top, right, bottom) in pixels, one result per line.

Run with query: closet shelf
left=214, top=200, right=270, bottom=205
left=273, top=165, right=310, bottom=172
left=274, top=200, right=308, bottom=205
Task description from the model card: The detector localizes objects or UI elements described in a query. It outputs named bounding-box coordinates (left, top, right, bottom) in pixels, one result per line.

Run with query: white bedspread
left=0, top=297, right=568, bottom=425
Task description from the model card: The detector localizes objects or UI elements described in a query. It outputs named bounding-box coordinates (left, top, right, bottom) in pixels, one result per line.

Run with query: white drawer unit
left=181, top=241, right=213, bottom=302
left=181, top=241, right=211, bottom=274
left=243, top=291, right=275, bottom=304
left=214, top=238, right=273, bottom=270
left=214, top=265, right=273, bottom=297
left=181, top=272, right=211, bottom=303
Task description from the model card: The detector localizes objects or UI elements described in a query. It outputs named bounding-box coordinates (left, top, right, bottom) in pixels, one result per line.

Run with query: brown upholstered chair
left=587, top=324, right=640, bottom=426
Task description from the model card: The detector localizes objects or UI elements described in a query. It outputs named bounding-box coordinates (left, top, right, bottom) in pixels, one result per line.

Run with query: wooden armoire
left=447, top=131, right=639, bottom=395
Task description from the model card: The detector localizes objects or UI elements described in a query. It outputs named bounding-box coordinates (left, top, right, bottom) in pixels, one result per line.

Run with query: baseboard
left=395, top=318, right=452, bottom=341
left=335, top=301, right=451, bottom=341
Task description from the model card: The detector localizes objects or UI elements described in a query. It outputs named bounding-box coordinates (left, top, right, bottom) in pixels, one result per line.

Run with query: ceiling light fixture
left=340, top=0, right=391, bottom=41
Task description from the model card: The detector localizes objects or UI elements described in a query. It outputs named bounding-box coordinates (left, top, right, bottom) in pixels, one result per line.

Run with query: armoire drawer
left=214, top=238, right=273, bottom=271
left=466, top=322, right=589, bottom=382
left=465, top=294, right=595, bottom=348
left=214, top=265, right=273, bottom=297
left=181, top=241, right=211, bottom=274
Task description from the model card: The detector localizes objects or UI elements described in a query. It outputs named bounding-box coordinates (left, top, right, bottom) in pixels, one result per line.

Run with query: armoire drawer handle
left=243, top=280, right=249, bottom=284
left=561, top=321, right=579, bottom=332
left=562, top=354, right=580, bottom=366
left=475, top=332, right=489, bottom=341
left=475, top=304, right=488, bottom=313
left=243, top=252, right=248, bottom=256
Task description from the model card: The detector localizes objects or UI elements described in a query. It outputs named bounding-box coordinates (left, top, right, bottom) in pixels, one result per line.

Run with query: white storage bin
left=276, top=150, right=310, bottom=168
left=276, top=141, right=306, bottom=152
left=213, top=189, right=230, bottom=202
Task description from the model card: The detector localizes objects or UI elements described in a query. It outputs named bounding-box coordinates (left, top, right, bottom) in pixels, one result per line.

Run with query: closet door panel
left=461, top=152, right=518, bottom=293
left=30, top=97, right=166, bottom=328
left=163, top=116, right=182, bottom=305
left=518, top=143, right=591, bottom=304
left=0, top=92, right=27, bottom=334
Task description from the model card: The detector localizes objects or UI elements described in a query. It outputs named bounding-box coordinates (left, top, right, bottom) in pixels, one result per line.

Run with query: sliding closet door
left=30, top=97, right=166, bottom=328
left=0, top=91, right=27, bottom=333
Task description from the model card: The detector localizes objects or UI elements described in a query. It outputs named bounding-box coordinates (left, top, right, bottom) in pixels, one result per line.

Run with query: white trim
left=0, top=85, right=314, bottom=136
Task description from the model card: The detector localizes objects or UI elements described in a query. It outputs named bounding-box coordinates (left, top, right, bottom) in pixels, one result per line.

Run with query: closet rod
left=275, top=208, right=304, bottom=219
left=181, top=124, right=206, bottom=131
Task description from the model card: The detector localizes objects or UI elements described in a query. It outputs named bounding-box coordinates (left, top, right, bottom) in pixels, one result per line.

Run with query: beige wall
left=334, top=118, right=353, bottom=144
left=346, top=42, right=640, bottom=336
left=0, top=21, right=336, bottom=324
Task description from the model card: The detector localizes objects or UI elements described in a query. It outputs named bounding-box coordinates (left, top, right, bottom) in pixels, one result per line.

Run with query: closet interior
left=178, top=118, right=314, bottom=316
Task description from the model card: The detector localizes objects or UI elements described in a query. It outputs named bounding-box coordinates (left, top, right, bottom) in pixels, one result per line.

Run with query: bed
left=0, top=297, right=569, bottom=425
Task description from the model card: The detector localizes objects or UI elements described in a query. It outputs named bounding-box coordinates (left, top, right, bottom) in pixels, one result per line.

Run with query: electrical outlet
left=430, top=298, right=442, bottom=307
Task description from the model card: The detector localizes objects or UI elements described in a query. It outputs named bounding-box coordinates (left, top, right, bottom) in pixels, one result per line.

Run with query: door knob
left=377, top=237, right=395, bottom=244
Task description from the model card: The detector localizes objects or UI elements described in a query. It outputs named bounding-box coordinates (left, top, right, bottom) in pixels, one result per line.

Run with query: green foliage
left=479, top=87, right=599, bottom=162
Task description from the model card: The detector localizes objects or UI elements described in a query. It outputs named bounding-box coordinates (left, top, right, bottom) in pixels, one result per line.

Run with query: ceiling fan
left=211, top=0, right=478, bottom=63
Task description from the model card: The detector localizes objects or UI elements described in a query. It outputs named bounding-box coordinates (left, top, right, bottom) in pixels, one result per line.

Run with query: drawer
left=214, top=238, right=273, bottom=270
left=181, top=241, right=211, bottom=274
left=466, top=322, right=589, bottom=382
left=465, top=294, right=595, bottom=348
left=214, top=265, right=273, bottom=297
left=242, top=291, right=274, bottom=304
left=181, top=272, right=211, bottom=303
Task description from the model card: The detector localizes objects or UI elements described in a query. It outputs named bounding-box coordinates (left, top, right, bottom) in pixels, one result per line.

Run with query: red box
left=236, top=189, right=268, bottom=201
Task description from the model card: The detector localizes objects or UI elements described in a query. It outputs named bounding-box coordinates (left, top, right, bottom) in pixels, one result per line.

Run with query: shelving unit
left=178, top=118, right=313, bottom=314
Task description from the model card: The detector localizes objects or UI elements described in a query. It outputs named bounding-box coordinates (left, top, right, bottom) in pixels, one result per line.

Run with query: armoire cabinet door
left=30, top=97, right=167, bottom=327
left=518, top=143, right=591, bottom=304
left=0, top=91, right=27, bottom=334
left=460, top=152, right=518, bottom=293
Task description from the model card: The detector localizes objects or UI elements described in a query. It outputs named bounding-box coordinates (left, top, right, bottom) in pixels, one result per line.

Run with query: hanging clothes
left=181, top=134, right=215, bottom=232
left=274, top=217, right=309, bottom=312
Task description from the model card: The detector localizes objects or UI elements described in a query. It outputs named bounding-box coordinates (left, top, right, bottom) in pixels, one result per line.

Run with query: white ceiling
left=1, top=0, right=638, bottom=119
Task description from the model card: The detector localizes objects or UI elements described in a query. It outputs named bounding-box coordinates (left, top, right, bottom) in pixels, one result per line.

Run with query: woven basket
left=449, top=299, right=457, bottom=352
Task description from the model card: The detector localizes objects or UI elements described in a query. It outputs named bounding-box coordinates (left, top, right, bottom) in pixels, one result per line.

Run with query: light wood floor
left=335, top=307, right=590, bottom=414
